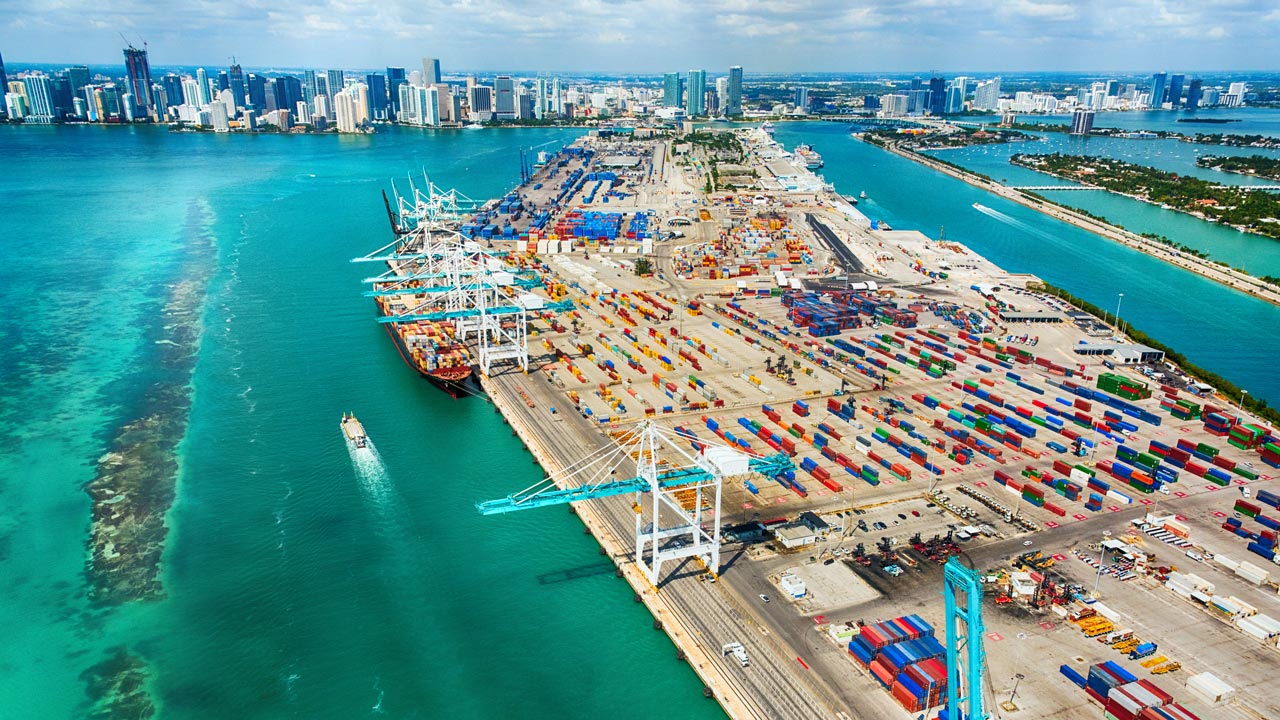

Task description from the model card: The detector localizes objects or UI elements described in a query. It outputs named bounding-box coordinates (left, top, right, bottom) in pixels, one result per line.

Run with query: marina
left=357, top=125, right=1280, bottom=720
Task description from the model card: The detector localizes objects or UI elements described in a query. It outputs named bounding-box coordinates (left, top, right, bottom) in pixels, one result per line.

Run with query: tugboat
left=341, top=412, right=369, bottom=449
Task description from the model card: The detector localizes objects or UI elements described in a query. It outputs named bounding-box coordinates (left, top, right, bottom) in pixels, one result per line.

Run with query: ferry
left=795, top=144, right=824, bottom=169
left=341, top=413, right=369, bottom=449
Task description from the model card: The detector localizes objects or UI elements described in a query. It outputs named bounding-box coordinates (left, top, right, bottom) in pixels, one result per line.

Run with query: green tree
left=634, top=258, right=653, bottom=276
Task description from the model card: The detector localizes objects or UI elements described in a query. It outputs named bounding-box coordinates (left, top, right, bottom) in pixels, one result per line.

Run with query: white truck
left=722, top=642, right=750, bottom=668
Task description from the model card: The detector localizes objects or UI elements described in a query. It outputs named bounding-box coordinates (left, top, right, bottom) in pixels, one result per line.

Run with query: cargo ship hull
left=381, top=321, right=476, bottom=398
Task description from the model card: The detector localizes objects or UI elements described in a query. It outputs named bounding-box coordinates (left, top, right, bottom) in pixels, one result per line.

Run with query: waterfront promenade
left=875, top=140, right=1280, bottom=307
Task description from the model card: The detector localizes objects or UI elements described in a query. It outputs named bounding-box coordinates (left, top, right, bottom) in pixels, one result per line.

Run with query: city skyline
left=1, top=0, right=1278, bottom=72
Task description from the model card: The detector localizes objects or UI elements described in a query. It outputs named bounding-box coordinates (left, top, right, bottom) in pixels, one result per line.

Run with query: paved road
left=485, top=367, right=848, bottom=720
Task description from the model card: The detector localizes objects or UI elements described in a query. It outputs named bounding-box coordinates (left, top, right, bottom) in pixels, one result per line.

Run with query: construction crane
left=477, top=422, right=793, bottom=584
left=943, top=557, right=989, bottom=720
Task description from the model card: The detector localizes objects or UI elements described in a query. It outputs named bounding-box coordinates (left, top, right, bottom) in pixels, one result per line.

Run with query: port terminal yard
left=441, top=127, right=1280, bottom=720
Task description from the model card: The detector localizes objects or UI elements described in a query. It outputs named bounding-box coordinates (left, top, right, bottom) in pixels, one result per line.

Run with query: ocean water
left=931, top=130, right=1280, bottom=276
left=0, top=125, right=726, bottom=720
left=772, top=122, right=1280, bottom=407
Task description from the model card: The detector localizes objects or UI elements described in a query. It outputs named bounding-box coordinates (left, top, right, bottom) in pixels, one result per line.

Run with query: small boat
left=843, top=194, right=859, bottom=205
left=859, top=191, right=867, bottom=199
left=341, top=412, right=369, bottom=449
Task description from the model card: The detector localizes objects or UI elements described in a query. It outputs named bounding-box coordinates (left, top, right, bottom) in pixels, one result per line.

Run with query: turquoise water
left=1014, top=107, right=1280, bottom=137
left=773, top=122, right=1280, bottom=408
left=0, top=125, right=726, bottom=719
left=931, top=133, right=1280, bottom=276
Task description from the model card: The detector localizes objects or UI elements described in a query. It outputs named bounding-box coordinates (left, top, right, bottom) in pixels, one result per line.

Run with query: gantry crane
left=354, top=179, right=572, bottom=375
left=943, top=557, right=989, bottom=720
left=477, top=422, right=793, bottom=585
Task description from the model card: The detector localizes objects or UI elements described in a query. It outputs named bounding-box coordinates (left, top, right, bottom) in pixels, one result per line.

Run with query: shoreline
left=478, top=372, right=801, bottom=720
left=872, top=139, right=1280, bottom=307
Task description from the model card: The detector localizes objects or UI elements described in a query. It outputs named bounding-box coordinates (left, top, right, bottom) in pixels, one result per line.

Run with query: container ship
left=374, top=290, right=474, bottom=397
left=795, top=144, right=824, bottom=169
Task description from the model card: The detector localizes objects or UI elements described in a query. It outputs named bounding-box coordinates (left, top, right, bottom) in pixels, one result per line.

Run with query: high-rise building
left=493, top=75, right=515, bottom=119
left=880, top=94, right=908, bottom=117
left=971, top=78, right=1001, bottom=111
left=1167, top=74, right=1185, bottom=108
left=0, top=52, right=7, bottom=117
left=944, top=85, right=964, bottom=114
left=1105, top=80, right=1121, bottom=97
left=687, top=69, right=706, bottom=116
left=1149, top=72, right=1168, bottom=108
left=726, top=66, right=743, bottom=116
left=863, top=95, right=881, bottom=111
left=326, top=70, right=345, bottom=97
left=162, top=74, right=184, bottom=111
left=927, top=77, right=946, bottom=115
left=1185, top=78, right=1203, bottom=110
left=123, top=44, right=154, bottom=119
left=907, top=89, right=928, bottom=114
left=715, top=77, right=728, bottom=114
left=210, top=100, right=230, bottom=132
left=468, top=84, right=492, bottom=112
left=552, top=77, right=563, bottom=115
left=534, top=77, right=548, bottom=120
left=216, top=70, right=230, bottom=91
left=662, top=72, right=682, bottom=108
left=793, top=85, right=808, bottom=111
left=422, top=58, right=441, bottom=86
left=303, top=70, right=318, bottom=105
left=195, top=68, right=211, bottom=106
left=66, top=65, right=90, bottom=96
left=334, top=90, right=358, bottom=133
left=22, top=74, right=56, bottom=122
left=229, top=63, right=246, bottom=111
left=910, top=77, right=922, bottom=93
left=277, top=76, right=303, bottom=114
left=365, top=73, right=387, bottom=120
left=387, top=68, right=406, bottom=117
left=1070, top=109, right=1095, bottom=135
left=1228, top=82, right=1247, bottom=100
left=246, top=74, right=266, bottom=111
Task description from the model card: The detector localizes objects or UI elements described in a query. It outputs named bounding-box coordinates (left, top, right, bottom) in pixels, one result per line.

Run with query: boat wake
left=972, top=203, right=1059, bottom=242
left=346, top=434, right=390, bottom=504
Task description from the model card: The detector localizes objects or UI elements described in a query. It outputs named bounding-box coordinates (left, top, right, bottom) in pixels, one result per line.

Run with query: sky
left=1, top=0, right=1278, bottom=73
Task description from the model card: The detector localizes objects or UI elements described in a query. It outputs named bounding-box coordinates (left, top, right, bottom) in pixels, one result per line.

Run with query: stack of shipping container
left=846, top=615, right=948, bottom=713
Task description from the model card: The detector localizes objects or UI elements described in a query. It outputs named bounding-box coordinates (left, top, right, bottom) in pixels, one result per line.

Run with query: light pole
left=1093, top=530, right=1112, bottom=598
left=1114, top=293, right=1125, bottom=335
left=1239, top=389, right=1249, bottom=413
left=1009, top=673, right=1025, bottom=705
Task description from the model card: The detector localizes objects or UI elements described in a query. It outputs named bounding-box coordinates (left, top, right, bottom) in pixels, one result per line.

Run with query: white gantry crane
left=477, top=422, right=793, bottom=585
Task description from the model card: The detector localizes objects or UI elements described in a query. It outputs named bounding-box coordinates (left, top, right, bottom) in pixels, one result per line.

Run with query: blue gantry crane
left=478, top=422, right=794, bottom=584
left=942, top=557, right=989, bottom=720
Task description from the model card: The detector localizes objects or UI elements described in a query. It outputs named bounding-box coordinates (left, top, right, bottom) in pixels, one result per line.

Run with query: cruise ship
left=795, top=144, right=824, bottom=169
left=760, top=122, right=775, bottom=136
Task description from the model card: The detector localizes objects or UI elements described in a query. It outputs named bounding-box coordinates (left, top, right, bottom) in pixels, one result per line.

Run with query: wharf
left=480, top=369, right=849, bottom=720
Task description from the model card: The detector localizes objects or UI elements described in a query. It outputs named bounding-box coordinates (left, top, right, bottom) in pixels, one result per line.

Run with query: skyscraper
left=303, top=70, right=318, bottom=105
left=246, top=73, right=266, bottom=110
left=23, top=74, right=56, bottom=122
left=726, top=66, right=743, bottom=116
left=216, top=70, right=230, bottom=92
left=229, top=63, right=246, bottom=111
left=1149, top=72, right=1167, bottom=108
left=552, top=77, right=563, bottom=115
left=1185, top=78, right=1203, bottom=110
left=0, top=52, right=8, bottom=117
left=326, top=70, right=345, bottom=97
left=944, top=84, right=964, bottom=114
left=1104, top=80, right=1120, bottom=97
left=386, top=67, right=406, bottom=117
left=687, top=70, right=706, bottom=116
left=365, top=73, right=388, bottom=120
left=662, top=72, right=682, bottom=108
left=493, top=76, right=515, bottom=119
left=163, top=74, right=184, bottom=111
left=422, top=58, right=441, bottom=86
left=927, top=77, right=946, bottom=116
left=196, top=68, right=211, bottom=106
left=122, top=44, right=154, bottom=119
left=971, top=78, right=1001, bottom=111
left=793, top=86, right=809, bottom=111
left=66, top=65, right=90, bottom=96
left=1167, top=74, right=1185, bottom=108
left=1070, top=109, right=1095, bottom=135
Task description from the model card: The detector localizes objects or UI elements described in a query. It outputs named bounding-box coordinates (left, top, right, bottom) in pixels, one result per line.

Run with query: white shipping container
left=1069, top=468, right=1093, bottom=484
left=1215, top=555, right=1240, bottom=571
left=536, top=239, right=549, bottom=254
left=1107, top=489, right=1133, bottom=504
left=515, top=239, right=528, bottom=253
left=1227, top=596, right=1258, bottom=617
left=1186, top=672, right=1234, bottom=706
